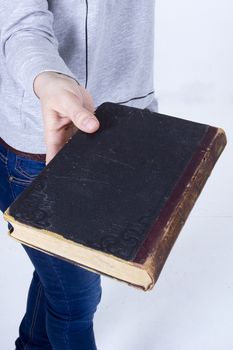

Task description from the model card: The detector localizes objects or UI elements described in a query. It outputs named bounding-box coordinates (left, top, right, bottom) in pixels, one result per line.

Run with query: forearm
left=0, top=0, right=77, bottom=96
left=0, top=0, right=99, bottom=165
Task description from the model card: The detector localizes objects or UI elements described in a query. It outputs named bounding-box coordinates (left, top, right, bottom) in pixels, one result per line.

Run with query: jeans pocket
left=14, top=155, right=46, bottom=182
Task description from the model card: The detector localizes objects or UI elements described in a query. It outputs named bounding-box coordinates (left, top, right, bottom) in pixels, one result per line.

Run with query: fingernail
left=82, top=117, right=98, bottom=130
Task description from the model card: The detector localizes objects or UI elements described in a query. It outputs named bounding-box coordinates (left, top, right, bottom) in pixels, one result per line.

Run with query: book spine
left=135, top=127, right=227, bottom=291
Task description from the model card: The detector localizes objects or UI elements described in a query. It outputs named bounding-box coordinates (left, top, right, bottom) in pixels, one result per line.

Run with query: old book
left=3, top=102, right=227, bottom=291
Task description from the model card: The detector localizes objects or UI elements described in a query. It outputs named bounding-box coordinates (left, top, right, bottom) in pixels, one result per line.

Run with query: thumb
left=63, top=92, right=100, bottom=133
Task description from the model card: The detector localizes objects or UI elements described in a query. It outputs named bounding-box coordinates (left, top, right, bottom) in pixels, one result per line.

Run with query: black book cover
left=4, top=102, right=227, bottom=290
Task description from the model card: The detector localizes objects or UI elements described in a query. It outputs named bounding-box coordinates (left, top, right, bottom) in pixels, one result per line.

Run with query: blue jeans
left=0, top=142, right=102, bottom=350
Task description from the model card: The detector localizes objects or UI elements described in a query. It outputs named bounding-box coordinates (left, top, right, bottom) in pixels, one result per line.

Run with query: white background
left=0, top=0, right=233, bottom=349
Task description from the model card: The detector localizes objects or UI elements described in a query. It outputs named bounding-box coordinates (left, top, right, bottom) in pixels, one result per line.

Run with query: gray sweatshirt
left=0, top=0, right=158, bottom=153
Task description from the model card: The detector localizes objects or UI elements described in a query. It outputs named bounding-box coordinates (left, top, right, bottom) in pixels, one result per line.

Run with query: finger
left=74, top=84, right=95, bottom=114
left=45, top=142, right=64, bottom=165
left=82, top=90, right=95, bottom=114
left=41, top=110, right=69, bottom=164
left=60, top=92, right=100, bottom=133
left=74, top=106, right=100, bottom=133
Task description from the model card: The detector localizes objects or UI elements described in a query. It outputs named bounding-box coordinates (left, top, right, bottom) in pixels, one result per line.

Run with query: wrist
left=33, top=71, right=80, bottom=99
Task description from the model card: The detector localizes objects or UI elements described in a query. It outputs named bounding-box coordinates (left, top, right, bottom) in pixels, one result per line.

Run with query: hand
left=34, top=71, right=100, bottom=165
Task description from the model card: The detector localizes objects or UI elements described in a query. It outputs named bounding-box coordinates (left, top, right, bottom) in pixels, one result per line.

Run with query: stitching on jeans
left=15, top=157, right=39, bottom=180
left=4, top=149, right=17, bottom=200
left=10, top=175, right=32, bottom=186
left=24, top=282, right=43, bottom=350
left=0, top=151, right=7, bottom=164
left=50, top=257, right=71, bottom=350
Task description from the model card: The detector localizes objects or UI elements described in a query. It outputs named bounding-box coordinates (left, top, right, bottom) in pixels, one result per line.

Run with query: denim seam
left=10, top=175, right=32, bottom=186
left=24, top=282, right=43, bottom=350
left=0, top=151, right=8, bottom=164
left=50, top=257, right=71, bottom=350
left=15, top=157, right=39, bottom=180
left=4, top=149, right=17, bottom=200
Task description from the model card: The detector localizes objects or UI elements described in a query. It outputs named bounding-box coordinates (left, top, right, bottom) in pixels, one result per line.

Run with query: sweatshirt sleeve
left=0, top=0, right=79, bottom=97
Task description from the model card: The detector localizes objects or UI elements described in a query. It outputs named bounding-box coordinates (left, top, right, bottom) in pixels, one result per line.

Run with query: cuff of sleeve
left=29, top=65, right=80, bottom=99
left=32, top=69, right=80, bottom=99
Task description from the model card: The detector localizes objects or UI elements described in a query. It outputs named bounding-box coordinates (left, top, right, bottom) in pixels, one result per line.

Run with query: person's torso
left=0, top=0, right=158, bottom=153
